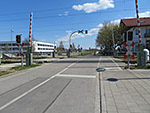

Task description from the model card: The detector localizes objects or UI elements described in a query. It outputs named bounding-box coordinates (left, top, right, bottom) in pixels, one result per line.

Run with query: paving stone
left=100, top=57, right=150, bottom=113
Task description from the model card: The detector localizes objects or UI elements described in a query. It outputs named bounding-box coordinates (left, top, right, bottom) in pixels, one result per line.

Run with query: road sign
left=123, top=41, right=135, bottom=59
left=123, top=41, right=135, bottom=69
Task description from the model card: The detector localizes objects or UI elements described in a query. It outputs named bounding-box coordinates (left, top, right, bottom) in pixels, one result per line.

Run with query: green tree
left=57, top=41, right=64, bottom=51
left=72, top=43, right=76, bottom=51
left=96, top=22, right=124, bottom=50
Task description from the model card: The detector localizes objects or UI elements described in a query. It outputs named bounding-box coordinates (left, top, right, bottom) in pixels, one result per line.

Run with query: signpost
left=123, top=41, right=135, bottom=69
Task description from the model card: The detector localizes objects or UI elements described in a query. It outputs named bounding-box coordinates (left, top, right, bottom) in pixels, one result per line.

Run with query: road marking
left=56, top=74, right=96, bottom=79
left=108, top=57, right=122, bottom=70
left=95, top=57, right=101, bottom=113
left=0, top=62, right=76, bottom=111
left=105, top=67, right=122, bottom=71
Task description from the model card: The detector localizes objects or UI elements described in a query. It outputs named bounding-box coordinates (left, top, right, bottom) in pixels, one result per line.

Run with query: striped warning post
left=29, top=12, right=33, bottom=47
left=135, top=0, right=141, bottom=44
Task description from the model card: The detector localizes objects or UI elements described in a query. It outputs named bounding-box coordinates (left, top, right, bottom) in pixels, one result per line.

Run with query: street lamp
left=10, top=29, right=14, bottom=57
left=68, top=30, right=88, bottom=57
left=53, top=41, right=56, bottom=58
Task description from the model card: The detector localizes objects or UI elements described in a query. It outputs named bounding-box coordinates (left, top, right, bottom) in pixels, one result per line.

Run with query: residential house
left=120, top=17, right=150, bottom=52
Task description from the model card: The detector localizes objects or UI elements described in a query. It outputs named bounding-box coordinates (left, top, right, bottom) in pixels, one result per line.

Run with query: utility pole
left=135, top=0, right=145, bottom=66
left=53, top=41, right=56, bottom=58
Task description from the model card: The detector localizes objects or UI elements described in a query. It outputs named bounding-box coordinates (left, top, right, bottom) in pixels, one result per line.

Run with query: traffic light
left=16, top=35, right=21, bottom=43
left=85, top=30, right=88, bottom=34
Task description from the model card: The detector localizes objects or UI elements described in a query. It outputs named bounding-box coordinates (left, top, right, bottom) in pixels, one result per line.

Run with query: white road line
left=0, top=62, right=76, bottom=111
left=95, top=56, right=101, bottom=113
left=108, top=57, right=122, bottom=70
left=56, top=74, right=96, bottom=79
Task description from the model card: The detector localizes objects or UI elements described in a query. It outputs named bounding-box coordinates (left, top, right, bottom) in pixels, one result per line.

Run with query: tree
left=96, top=22, right=124, bottom=50
left=5, top=43, right=9, bottom=53
left=72, top=43, right=76, bottom=51
left=57, top=41, right=64, bottom=51
left=23, top=36, right=36, bottom=53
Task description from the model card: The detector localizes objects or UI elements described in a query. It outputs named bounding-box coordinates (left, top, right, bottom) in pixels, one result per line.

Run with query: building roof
left=121, top=17, right=150, bottom=27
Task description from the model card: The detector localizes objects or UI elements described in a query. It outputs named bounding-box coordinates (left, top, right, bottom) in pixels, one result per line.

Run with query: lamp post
left=68, top=30, right=88, bottom=57
left=53, top=41, right=56, bottom=58
left=10, top=29, right=14, bottom=57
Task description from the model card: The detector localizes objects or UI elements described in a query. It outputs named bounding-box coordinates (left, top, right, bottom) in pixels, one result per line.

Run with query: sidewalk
left=0, top=57, right=64, bottom=70
left=100, top=57, right=150, bottom=113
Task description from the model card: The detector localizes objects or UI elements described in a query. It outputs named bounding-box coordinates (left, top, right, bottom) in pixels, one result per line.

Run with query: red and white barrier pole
left=135, top=0, right=146, bottom=66
left=135, top=0, right=141, bottom=44
left=29, top=12, right=33, bottom=48
left=26, top=12, right=33, bottom=66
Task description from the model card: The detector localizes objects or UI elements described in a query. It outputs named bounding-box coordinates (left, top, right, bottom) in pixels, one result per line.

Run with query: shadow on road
left=107, top=77, right=150, bottom=82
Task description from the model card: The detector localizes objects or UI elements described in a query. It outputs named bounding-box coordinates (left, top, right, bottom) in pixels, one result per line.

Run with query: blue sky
left=0, top=0, right=149, bottom=49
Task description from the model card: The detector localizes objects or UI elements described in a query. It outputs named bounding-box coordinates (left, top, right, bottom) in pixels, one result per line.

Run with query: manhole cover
left=107, top=78, right=118, bottom=82
left=96, top=68, right=106, bottom=72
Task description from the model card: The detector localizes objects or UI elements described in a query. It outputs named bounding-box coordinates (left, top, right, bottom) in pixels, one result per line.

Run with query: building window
left=128, top=31, right=133, bottom=41
left=136, top=30, right=138, bottom=35
left=146, top=29, right=150, bottom=34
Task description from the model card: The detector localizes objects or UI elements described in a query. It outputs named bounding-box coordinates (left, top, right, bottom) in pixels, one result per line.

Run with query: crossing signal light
left=16, top=35, right=21, bottom=43
left=85, top=30, right=88, bottom=34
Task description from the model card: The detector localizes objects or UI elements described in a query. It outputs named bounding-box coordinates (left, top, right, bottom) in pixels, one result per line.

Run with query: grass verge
left=10, top=64, right=41, bottom=71
left=71, top=51, right=93, bottom=57
left=0, top=71, right=12, bottom=76
left=0, top=64, right=41, bottom=77
left=114, top=56, right=137, bottom=63
left=125, top=64, right=150, bottom=69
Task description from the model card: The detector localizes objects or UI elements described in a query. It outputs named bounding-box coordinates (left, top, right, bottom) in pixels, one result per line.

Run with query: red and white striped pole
left=29, top=12, right=33, bottom=48
left=135, top=0, right=141, bottom=44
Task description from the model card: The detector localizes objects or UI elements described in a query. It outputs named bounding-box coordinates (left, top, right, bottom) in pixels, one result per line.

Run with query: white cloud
left=57, top=19, right=122, bottom=45
left=97, top=23, right=103, bottom=28
left=72, top=0, right=114, bottom=13
left=139, top=11, right=150, bottom=17
left=58, top=14, right=62, bottom=16
left=110, top=19, right=120, bottom=25
left=87, top=28, right=99, bottom=36
left=64, top=11, right=69, bottom=16
left=58, top=11, right=69, bottom=16
left=57, top=28, right=99, bottom=44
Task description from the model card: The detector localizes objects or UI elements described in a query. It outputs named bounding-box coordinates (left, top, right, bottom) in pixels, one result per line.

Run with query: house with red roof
left=120, top=17, right=150, bottom=51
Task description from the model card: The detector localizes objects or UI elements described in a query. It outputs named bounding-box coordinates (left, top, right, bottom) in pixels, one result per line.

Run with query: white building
left=0, top=41, right=56, bottom=56
left=120, top=17, right=150, bottom=52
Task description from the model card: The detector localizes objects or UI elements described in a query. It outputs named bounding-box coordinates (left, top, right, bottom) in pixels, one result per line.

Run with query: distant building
left=0, top=41, right=56, bottom=56
left=120, top=17, right=150, bottom=51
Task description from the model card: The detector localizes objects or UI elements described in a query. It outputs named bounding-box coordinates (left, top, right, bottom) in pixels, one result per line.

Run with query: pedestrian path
left=0, top=57, right=62, bottom=70
left=100, top=56, right=150, bottom=113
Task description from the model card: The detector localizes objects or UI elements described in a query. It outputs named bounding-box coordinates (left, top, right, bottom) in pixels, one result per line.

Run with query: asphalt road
left=0, top=55, right=101, bottom=113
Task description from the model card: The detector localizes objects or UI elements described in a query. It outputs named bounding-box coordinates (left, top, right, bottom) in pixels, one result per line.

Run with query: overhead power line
left=0, top=7, right=149, bottom=23
left=0, top=0, right=134, bottom=17
left=33, top=8, right=150, bottom=19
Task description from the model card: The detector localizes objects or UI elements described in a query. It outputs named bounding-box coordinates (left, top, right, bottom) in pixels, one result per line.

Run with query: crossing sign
left=123, top=41, right=135, bottom=59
